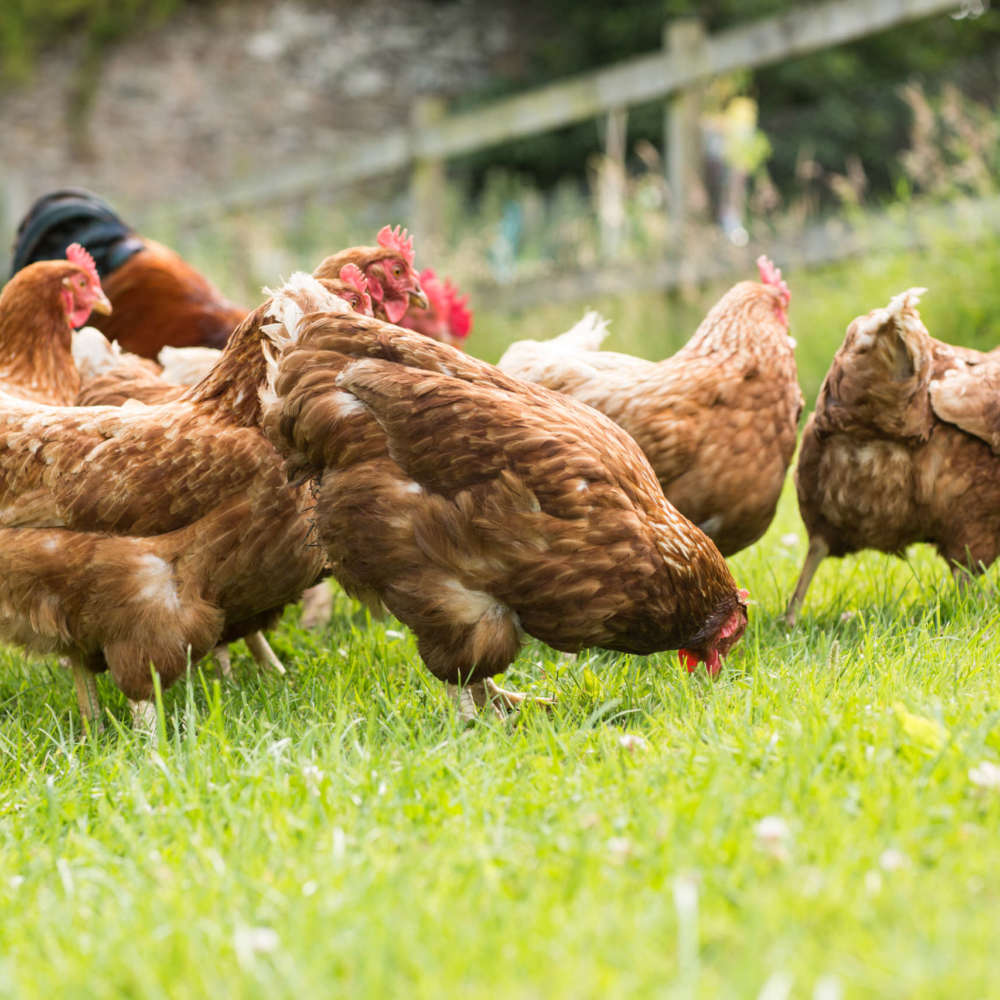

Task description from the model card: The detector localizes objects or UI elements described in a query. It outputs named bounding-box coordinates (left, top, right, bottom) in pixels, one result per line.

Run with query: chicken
left=785, top=288, right=1000, bottom=625
left=398, top=268, right=472, bottom=348
left=0, top=243, right=111, bottom=404
left=313, top=225, right=428, bottom=324
left=259, top=275, right=749, bottom=716
left=69, top=262, right=378, bottom=662
left=0, top=282, right=339, bottom=729
left=11, top=189, right=245, bottom=357
left=73, top=263, right=375, bottom=408
left=497, top=257, right=802, bottom=557
left=12, top=189, right=428, bottom=356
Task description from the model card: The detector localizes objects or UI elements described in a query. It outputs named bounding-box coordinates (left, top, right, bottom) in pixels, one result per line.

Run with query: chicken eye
left=392, top=265, right=403, bottom=277
left=348, top=295, right=358, bottom=308
left=78, top=276, right=87, bottom=286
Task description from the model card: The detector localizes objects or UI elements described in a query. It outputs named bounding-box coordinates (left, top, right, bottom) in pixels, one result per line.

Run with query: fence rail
left=159, top=0, right=963, bottom=230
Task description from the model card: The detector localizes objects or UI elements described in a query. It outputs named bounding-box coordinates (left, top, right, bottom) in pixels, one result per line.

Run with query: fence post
left=664, top=18, right=707, bottom=234
left=598, top=106, right=628, bottom=259
left=410, top=97, right=447, bottom=260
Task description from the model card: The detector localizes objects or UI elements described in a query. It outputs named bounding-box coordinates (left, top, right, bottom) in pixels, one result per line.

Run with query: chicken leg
left=213, top=644, right=233, bottom=679
left=299, top=582, right=334, bottom=629
left=71, top=660, right=102, bottom=731
left=447, top=678, right=555, bottom=722
left=130, top=699, right=157, bottom=735
left=784, top=536, right=830, bottom=627
left=245, top=632, right=286, bottom=675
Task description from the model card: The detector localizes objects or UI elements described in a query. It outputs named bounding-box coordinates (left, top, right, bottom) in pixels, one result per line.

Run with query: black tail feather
left=10, top=188, right=144, bottom=279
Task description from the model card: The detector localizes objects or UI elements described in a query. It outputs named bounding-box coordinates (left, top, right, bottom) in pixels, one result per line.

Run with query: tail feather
left=498, top=310, right=610, bottom=376
left=549, top=311, right=611, bottom=352
left=10, top=188, right=144, bottom=278
left=158, top=346, right=222, bottom=386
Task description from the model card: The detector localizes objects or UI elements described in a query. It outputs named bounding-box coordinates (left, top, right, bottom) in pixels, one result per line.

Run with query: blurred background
left=3, top=0, right=1000, bottom=395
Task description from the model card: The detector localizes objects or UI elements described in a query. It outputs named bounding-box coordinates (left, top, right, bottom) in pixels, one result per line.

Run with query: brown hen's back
left=498, top=262, right=802, bottom=556
left=262, top=275, right=748, bottom=688
left=97, top=240, right=247, bottom=356
left=787, top=288, right=1000, bottom=624
left=0, top=290, right=329, bottom=723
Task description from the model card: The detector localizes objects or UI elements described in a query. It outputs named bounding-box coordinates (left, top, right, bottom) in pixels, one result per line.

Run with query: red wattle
left=678, top=650, right=699, bottom=673
left=384, top=298, right=407, bottom=324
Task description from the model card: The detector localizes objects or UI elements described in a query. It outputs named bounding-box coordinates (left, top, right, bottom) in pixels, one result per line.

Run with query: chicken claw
left=447, top=679, right=555, bottom=722
left=129, top=699, right=158, bottom=735
left=245, top=632, right=287, bottom=675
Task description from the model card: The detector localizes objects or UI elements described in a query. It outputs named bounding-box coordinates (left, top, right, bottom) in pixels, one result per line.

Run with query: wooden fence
left=468, top=193, right=1000, bottom=311
left=158, top=0, right=964, bottom=248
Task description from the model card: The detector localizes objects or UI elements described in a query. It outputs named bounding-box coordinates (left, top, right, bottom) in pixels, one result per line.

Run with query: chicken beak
left=90, top=289, right=113, bottom=316
left=409, top=287, right=430, bottom=311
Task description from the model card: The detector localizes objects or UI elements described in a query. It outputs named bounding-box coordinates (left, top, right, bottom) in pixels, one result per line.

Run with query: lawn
left=2, top=232, right=1000, bottom=998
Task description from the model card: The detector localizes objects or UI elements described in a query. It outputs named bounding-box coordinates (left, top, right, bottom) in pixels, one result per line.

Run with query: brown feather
left=790, top=288, right=1000, bottom=620
left=497, top=280, right=803, bottom=556
left=262, top=276, right=746, bottom=687
left=0, top=289, right=327, bottom=705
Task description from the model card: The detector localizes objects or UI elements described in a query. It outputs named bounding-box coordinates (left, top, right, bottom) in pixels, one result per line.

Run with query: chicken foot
left=447, top=678, right=555, bottom=722
left=130, top=699, right=157, bottom=735
left=71, top=661, right=102, bottom=732
left=299, top=583, right=334, bottom=630
left=212, top=632, right=286, bottom=679
left=245, top=632, right=286, bottom=675
left=784, top=536, right=830, bottom=627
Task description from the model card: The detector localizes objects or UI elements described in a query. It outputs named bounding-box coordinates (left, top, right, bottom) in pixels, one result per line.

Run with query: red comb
left=377, top=225, right=415, bottom=267
left=418, top=268, right=472, bottom=339
left=445, top=282, right=472, bottom=339
left=418, top=268, right=443, bottom=312
left=66, top=243, right=100, bottom=284
left=338, top=263, right=367, bottom=295
left=757, top=255, right=790, bottom=308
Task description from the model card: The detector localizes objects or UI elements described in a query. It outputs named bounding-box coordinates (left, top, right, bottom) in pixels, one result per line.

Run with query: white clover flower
left=969, top=761, right=1000, bottom=790
left=878, top=848, right=909, bottom=872
left=234, top=927, right=279, bottom=968
left=607, top=836, right=633, bottom=861
left=754, top=816, right=791, bottom=860
left=618, top=733, right=648, bottom=754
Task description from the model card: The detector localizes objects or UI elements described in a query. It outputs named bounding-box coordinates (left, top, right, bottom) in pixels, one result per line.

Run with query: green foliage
left=457, top=1, right=1000, bottom=203
left=0, top=0, right=182, bottom=83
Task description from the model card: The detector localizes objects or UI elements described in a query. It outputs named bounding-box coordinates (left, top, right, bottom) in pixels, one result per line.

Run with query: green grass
left=4, top=235, right=1000, bottom=997
left=3, top=489, right=1000, bottom=998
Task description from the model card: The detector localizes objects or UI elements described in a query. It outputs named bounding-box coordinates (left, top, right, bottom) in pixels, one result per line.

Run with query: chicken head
left=61, top=243, right=112, bottom=329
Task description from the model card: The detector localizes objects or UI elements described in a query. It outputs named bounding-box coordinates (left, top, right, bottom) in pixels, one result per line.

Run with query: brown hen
left=786, top=288, right=1000, bottom=624
left=0, top=244, right=110, bottom=404
left=12, top=190, right=428, bottom=357
left=260, top=275, right=749, bottom=715
left=0, top=283, right=334, bottom=728
left=73, top=265, right=376, bottom=409
left=498, top=258, right=802, bottom=556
